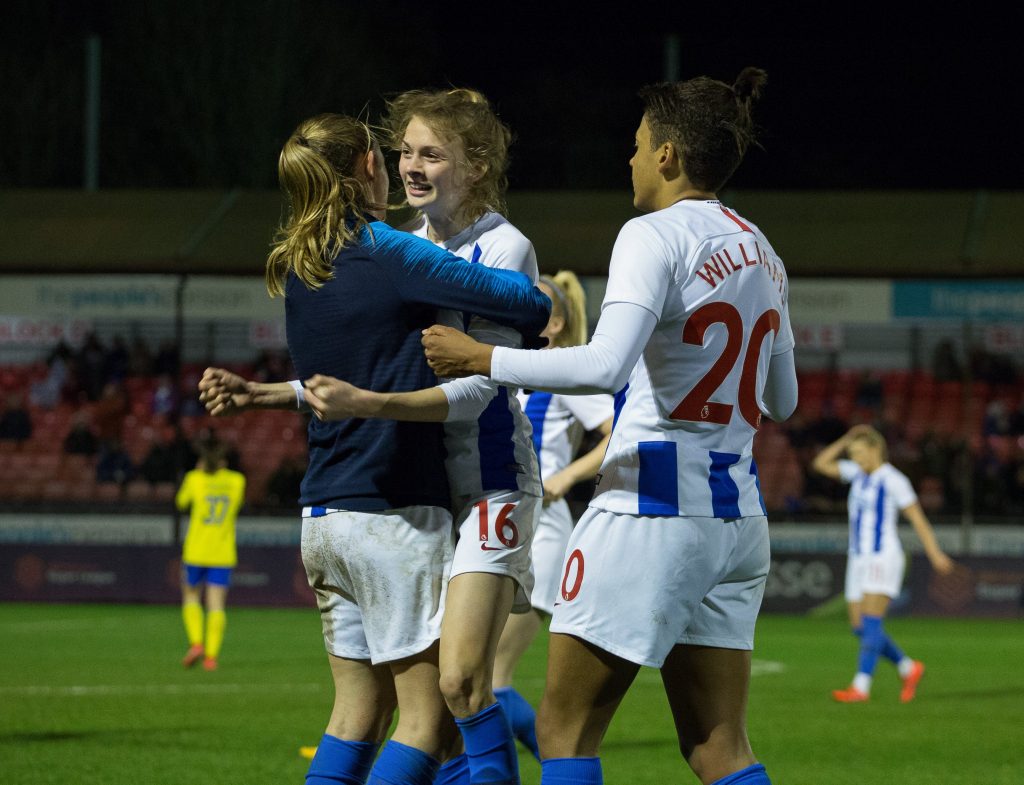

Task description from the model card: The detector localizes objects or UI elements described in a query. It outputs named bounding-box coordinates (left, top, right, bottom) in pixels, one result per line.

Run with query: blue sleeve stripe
left=638, top=441, right=679, bottom=516
left=367, top=224, right=548, bottom=335
left=708, top=451, right=742, bottom=519
left=524, top=392, right=553, bottom=459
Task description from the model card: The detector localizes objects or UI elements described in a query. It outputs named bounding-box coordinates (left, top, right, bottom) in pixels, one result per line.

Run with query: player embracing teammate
left=424, top=68, right=796, bottom=785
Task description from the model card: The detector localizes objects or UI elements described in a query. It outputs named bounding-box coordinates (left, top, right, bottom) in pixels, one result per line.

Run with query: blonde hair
left=265, top=114, right=377, bottom=297
left=850, top=426, right=888, bottom=461
left=541, top=270, right=588, bottom=348
left=384, top=88, right=511, bottom=222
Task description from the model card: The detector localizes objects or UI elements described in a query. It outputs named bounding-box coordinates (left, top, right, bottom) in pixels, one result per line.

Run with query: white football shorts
left=528, top=498, right=574, bottom=615
left=844, top=548, right=906, bottom=601
left=450, top=490, right=538, bottom=613
left=549, top=508, right=771, bottom=668
left=301, top=505, right=453, bottom=664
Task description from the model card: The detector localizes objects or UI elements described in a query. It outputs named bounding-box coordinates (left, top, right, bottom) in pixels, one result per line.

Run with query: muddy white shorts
left=301, top=505, right=453, bottom=664
left=450, top=490, right=538, bottom=613
left=549, top=508, right=771, bottom=668
left=528, top=498, right=574, bottom=615
left=844, top=549, right=906, bottom=601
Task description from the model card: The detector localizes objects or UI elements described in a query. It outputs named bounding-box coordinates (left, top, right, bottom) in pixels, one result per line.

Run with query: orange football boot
left=900, top=661, right=925, bottom=702
left=182, top=644, right=204, bottom=668
left=832, top=685, right=869, bottom=702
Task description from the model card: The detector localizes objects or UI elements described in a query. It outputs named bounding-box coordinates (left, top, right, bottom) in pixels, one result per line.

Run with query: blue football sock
left=435, top=754, right=470, bottom=785
left=857, top=615, right=885, bottom=677
left=494, top=686, right=540, bottom=760
left=540, top=757, right=602, bottom=785
left=710, top=762, right=771, bottom=784
left=368, top=740, right=439, bottom=785
left=454, top=702, right=519, bottom=785
left=879, top=631, right=905, bottom=664
left=306, top=734, right=379, bottom=785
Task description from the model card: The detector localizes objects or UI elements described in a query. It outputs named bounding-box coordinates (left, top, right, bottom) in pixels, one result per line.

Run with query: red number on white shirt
left=670, top=302, right=780, bottom=429
left=476, top=501, right=519, bottom=549
left=561, top=548, right=585, bottom=601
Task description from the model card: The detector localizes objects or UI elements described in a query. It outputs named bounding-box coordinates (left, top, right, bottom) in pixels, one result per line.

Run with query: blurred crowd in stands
left=0, top=333, right=305, bottom=511
left=1, top=333, right=1021, bottom=519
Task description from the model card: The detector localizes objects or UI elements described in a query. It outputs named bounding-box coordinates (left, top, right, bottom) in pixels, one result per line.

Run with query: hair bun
left=733, top=67, right=767, bottom=101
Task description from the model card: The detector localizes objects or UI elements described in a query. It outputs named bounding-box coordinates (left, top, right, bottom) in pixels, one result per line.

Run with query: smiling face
left=398, top=115, right=472, bottom=226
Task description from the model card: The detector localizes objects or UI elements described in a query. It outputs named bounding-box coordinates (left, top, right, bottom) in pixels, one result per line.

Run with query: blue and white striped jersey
left=838, top=460, right=917, bottom=555
left=591, top=200, right=794, bottom=518
left=409, top=212, right=543, bottom=498
left=517, top=390, right=613, bottom=481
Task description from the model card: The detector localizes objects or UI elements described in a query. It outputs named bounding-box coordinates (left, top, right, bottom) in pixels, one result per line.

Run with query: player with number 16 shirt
left=422, top=67, right=798, bottom=785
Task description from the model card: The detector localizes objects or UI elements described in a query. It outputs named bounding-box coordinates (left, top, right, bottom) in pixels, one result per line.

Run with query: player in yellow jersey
left=176, top=441, right=246, bottom=671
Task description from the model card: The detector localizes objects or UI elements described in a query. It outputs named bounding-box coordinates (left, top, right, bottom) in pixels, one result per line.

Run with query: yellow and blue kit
left=176, top=467, right=246, bottom=568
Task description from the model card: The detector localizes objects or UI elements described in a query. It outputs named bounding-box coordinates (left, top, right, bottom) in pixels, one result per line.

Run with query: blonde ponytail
left=543, top=270, right=589, bottom=347
left=266, top=114, right=376, bottom=297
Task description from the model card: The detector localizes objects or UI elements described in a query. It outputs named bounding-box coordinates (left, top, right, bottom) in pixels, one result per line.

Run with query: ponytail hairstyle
left=540, top=270, right=589, bottom=348
left=266, top=114, right=378, bottom=297
left=638, top=67, right=767, bottom=192
left=384, top=88, right=512, bottom=222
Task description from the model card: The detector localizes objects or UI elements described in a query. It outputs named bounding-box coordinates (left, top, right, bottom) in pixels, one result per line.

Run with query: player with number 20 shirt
left=421, top=68, right=797, bottom=785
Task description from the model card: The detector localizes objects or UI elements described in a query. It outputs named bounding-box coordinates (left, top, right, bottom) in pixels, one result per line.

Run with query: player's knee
left=329, top=706, right=395, bottom=744
left=439, top=667, right=488, bottom=714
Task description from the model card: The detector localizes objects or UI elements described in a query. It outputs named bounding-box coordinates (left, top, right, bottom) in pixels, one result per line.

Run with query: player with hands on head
left=812, top=424, right=955, bottom=703
left=423, top=68, right=797, bottom=785
left=201, top=111, right=549, bottom=785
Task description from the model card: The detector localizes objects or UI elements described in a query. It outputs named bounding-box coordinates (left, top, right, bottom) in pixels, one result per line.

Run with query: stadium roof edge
left=0, top=189, right=1021, bottom=277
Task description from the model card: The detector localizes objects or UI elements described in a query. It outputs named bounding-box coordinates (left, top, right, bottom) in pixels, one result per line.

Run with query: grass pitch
left=1, top=602, right=1021, bottom=784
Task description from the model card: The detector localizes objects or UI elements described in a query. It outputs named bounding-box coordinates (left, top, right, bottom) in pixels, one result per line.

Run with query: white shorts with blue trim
left=451, top=490, right=538, bottom=614
left=844, top=548, right=906, bottom=601
left=549, top=508, right=770, bottom=668
left=301, top=505, right=453, bottom=664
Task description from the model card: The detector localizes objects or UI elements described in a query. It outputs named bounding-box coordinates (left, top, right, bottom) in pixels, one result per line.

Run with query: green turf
left=1, top=603, right=1022, bottom=784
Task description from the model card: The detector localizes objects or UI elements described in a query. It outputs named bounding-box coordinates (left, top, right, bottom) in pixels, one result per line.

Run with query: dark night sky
left=3, top=2, right=1017, bottom=191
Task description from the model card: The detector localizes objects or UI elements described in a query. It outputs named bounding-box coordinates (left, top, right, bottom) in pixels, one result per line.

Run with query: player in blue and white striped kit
left=812, top=425, right=954, bottom=703
left=423, top=69, right=796, bottom=785
left=199, top=113, right=549, bottom=785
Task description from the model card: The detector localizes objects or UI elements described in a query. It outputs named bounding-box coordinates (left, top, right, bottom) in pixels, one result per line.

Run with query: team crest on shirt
left=701, top=405, right=710, bottom=420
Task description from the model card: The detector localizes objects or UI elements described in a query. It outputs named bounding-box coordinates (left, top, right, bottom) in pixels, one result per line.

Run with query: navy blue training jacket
left=286, top=220, right=551, bottom=512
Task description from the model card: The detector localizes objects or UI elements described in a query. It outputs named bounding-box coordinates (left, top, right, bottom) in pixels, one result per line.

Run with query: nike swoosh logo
left=480, top=544, right=505, bottom=551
